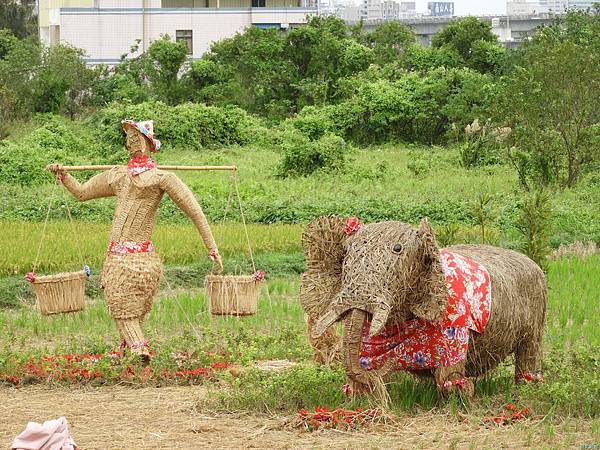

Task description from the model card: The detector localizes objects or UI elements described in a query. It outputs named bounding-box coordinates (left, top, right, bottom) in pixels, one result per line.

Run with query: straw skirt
left=102, top=252, right=162, bottom=320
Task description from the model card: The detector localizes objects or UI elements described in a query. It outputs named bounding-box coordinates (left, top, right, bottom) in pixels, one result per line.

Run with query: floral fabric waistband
left=107, top=241, right=154, bottom=254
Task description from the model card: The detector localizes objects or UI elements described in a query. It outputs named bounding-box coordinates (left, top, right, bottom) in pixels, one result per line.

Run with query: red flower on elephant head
left=344, top=217, right=362, bottom=235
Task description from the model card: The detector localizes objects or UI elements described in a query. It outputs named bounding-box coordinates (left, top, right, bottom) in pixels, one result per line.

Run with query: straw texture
left=299, top=217, right=347, bottom=364
left=31, top=270, right=86, bottom=315
left=205, top=275, right=260, bottom=316
left=102, top=253, right=162, bottom=320
left=300, top=217, right=548, bottom=394
left=58, top=163, right=219, bottom=353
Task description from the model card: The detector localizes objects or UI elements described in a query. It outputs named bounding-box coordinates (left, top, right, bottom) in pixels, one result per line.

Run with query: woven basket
left=31, top=270, right=86, bottom=315
left=205, top=275, right=261, bottom=316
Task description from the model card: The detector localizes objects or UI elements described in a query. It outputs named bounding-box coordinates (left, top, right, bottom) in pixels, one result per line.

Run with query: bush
left=276, top=133, right=351, bottom=177
left=91, top=101, right=264, bottom=153
left=290, top=67, right=498, bottom=146
left=0, top=114, right=98, bottom=185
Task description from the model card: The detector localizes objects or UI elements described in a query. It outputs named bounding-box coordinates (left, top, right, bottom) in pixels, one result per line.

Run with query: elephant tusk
left=311, top=310, right=342, bottom=339
left=367, top=302, right=391, bottom=338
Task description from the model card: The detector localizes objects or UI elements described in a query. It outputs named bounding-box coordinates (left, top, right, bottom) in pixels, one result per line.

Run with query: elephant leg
left=434, top=361, right=474, bottom=396
left=514, top=329, right=544, bottom=383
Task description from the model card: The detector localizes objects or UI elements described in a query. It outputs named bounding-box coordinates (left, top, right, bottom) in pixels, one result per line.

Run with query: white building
left=39, top=0, right=316, bottom=64
left=381, top=0, right=399, bottom=19
left=334, top=4, right=360, bottom=21
left=360, top=0, right=382, bottom=20
left=507, top=0, right=541, bottom=15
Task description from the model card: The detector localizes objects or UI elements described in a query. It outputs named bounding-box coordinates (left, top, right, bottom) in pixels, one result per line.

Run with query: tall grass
left=0, top=221, right=302, bottom=276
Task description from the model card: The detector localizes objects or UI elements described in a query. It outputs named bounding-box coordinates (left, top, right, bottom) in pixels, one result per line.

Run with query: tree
left=144, top=35, right=189, bottom=105
left=361, top=21, right=416, bottom=65
left=0, top=29, right=17, bottom=60
left=499, top=11, right=600, bottom=189
left=0, top=0, right=36, bottom=39
left=0, top=39, right=95, bottom=121
left=431, top=17, right=504, bottom=73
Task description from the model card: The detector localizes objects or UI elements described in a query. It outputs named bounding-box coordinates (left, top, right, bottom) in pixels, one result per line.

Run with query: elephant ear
left=408, top=218, right=448, bottom=322
left=300, top=216, right=349, bottom=321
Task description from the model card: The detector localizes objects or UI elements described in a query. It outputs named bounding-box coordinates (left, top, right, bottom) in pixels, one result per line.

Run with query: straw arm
left=60, top=165, right=237, bottom=171
left=61, top=170, right=114, bottom=202
left=160, top=172, right=218, bottom=252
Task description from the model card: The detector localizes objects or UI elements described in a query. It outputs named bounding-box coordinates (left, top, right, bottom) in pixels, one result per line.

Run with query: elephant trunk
left=312, top=287, right=392, bottom=339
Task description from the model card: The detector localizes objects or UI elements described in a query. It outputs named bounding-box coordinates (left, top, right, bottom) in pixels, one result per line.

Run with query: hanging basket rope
left=205, top=170, right=264, bottom=316
left=29, top=182, right=89, bottom=316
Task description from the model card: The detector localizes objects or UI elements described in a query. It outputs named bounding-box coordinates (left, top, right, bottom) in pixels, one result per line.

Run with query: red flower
left=344, top=217, right=361, bottom=235
left=209, top=249, right=219, bottom=261
left=25, top=272, right=36, bottom=283
left=252, top=271, right=265, bottom=282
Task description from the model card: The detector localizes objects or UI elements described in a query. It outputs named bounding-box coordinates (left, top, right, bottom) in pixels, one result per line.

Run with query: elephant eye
left=392, top=243, right=403, bottom=254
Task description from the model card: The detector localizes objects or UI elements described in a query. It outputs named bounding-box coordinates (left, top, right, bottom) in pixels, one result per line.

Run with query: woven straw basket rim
left=205, top=274, right=261, bottom=283
left=33, top=270, right=86, bottom=284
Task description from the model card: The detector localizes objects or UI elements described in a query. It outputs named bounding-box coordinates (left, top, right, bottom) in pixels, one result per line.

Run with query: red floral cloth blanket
left=358, top=249, right=492, bottom=371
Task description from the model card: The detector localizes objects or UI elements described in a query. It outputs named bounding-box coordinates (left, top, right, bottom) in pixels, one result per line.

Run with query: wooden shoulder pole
left=57, top=165, right=238, bottom=171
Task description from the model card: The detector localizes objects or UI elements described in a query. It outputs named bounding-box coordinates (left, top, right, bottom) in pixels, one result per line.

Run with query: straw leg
left=514, top=328, right=544, bottom=382
left=140, top=295, right=154, bottom=326
left=115, top=318, right=150, bottom=360
left=434, top=361, right=474, bottom=396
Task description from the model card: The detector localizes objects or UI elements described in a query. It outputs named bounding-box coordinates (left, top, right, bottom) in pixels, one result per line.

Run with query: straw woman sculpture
left=48, top=120, right=223, bottom=360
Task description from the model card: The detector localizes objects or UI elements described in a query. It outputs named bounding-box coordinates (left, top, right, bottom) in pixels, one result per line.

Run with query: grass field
left=0, top=221, right=303, bottom=277
left=1, top=256, right=599, bottom=419
left=1, top=137, right=599, bottom=445
left=2, top=144, right=600, bottom=246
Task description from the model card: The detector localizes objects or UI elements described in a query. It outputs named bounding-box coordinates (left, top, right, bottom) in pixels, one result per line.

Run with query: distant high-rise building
left=507, top=0, right=541, bottom=15
left=539, top=0, right=595, bottom=12
left=538, top=0, right=568, bottom=11
left=382, top=0, right=400, bottom=19
left=427, top=1, right=454, bottom=16
left=566, top=0, right=596, bottom=9
left=360, top=0, right=382, bottom=20
left=399, top=1, right=416, bottom=18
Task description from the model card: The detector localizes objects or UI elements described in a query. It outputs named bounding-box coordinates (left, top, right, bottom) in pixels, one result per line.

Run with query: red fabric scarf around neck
left=127, top=155, right=157, bottom=176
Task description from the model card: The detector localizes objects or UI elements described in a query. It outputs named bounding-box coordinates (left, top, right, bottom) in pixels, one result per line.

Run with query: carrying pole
left=56, top=165, right=237, bottom=172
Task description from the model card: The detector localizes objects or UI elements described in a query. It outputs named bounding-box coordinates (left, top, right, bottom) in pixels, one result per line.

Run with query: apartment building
left=39, top=0, right=316, bottom=64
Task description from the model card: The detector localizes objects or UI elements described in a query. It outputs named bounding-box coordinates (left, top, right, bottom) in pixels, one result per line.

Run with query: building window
left=176, top=30, right=193, bottom=55
left=252, top=0, right=266, bottom=7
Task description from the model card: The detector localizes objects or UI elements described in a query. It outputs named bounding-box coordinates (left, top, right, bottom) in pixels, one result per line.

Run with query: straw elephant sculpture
left=300, top=216, right=547, bottom=395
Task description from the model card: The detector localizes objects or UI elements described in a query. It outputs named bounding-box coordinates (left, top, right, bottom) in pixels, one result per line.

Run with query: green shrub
left=290, top=67, right=499, bottom=146
left=0, top=114, right=98, bottom=185
left=91, top=101, right=264, bottom=153
left=516, top=190, right=553, bottom=270
left=276, top=133, right=351, bottom=177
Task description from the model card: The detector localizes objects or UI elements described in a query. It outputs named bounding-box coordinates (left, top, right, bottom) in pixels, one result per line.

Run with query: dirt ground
left=1, top=385, right=597, bottom=449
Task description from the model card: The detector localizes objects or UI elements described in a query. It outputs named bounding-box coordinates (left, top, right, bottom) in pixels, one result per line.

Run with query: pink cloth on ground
left=12, top=417, right=77, bottom=450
